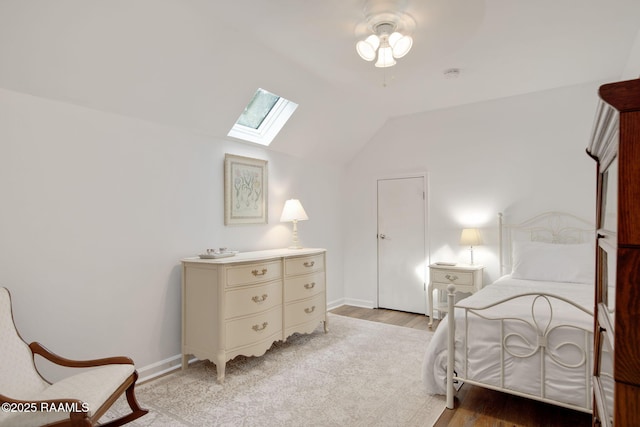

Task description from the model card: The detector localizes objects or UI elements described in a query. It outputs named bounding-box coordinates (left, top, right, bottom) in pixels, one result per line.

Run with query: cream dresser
left=181, top=248, right=327, bottom=382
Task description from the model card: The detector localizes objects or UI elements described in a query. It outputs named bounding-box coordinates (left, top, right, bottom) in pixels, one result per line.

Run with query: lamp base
left=289, top=220, right=303, bottom=249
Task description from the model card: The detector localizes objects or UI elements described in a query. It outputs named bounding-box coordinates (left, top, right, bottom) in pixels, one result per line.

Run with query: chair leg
left=124, top=381, right=149, bottom=420
left=99, top=379, right=148, bottom=427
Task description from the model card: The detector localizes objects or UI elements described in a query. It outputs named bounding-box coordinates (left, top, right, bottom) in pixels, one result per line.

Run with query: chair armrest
left=29, top=342, right=134, bottom=368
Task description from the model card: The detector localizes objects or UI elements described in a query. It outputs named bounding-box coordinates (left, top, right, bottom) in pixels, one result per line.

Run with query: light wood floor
left=329, top=305, right=592, bottom=427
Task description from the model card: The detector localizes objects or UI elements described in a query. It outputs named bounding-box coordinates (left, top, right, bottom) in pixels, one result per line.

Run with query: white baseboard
left=342, top=298, right=375, bottom=309
left=137, top=354, right=196, bottom=384
left=326, top=297, right=344, bottom=310
left=327, top=297, right=375, bottom=310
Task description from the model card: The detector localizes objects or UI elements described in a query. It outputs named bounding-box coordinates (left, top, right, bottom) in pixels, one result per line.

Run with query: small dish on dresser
left=199, top=251, right=238, bottom=259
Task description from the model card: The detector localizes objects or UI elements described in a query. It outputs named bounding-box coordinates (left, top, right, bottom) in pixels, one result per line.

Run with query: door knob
left=379, top=234, right=386, bottom=239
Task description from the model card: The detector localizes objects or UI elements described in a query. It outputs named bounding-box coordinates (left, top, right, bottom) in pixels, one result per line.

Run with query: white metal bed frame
left=445, top=211, right=595, bottom=413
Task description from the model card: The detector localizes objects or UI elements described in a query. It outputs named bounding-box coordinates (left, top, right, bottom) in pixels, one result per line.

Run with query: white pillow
left=511, top=241, right=595, bottom=284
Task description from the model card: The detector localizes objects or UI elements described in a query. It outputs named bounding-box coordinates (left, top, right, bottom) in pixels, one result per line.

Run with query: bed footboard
left=446, top=284, right=457, bottom=409
left=445, top=284, right=593, bottom=413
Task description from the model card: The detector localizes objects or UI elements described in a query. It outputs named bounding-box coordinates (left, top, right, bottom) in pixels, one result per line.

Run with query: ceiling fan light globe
left=356, top=36, right=379, bottom=61
left=391, top=34, right=412, bottom=58
left=388, top=32, right=402, bottom=46
left=365, top=34, right=380, bottom=50
left=375, top=46, right=396, bottom=67
left=356, top=42, right=375, bottom=61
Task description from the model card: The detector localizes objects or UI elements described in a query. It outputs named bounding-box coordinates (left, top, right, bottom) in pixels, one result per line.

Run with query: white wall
left=0, top=87, right=345, bottom=379
left=343, top=82, right=599, bottom=307
left=622, top=27, right=640, bottom=79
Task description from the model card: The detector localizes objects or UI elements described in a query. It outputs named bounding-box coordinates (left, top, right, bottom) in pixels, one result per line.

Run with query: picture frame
left=224, top=154, right=268, bottom=225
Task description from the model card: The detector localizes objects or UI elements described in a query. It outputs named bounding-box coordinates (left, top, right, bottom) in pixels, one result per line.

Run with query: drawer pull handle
left=304, top=306, right=316, bottom=314
left=304, top=282, right=316, bottom=290
left=303, top=261, right=315, bottom=268
left=252, top=294, right=268, bottom=303
left=252, top=322, right=268, bottom=332
left=445, top=274, right=458, bottom=282
left=252, top=268, right=268, bottom=276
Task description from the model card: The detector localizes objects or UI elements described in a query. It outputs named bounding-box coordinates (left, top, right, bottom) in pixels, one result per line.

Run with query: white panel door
left=377, top=176, right=427, bottom=314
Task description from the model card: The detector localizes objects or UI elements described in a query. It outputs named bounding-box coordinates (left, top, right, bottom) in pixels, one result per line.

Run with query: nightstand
left=428, top=263, right=484, bottom=328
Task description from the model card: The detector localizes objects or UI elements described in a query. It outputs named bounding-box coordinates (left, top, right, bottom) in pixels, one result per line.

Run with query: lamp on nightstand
left=280, top=199, right=309, bottom=249
left=460, top=228, right=482, bottom=265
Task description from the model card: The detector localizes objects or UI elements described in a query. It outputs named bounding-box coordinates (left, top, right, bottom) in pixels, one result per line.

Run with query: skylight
left=228, top=88, right=298, bottom=146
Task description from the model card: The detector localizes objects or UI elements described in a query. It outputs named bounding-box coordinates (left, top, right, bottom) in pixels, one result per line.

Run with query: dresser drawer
left=432, top=270, right=473, bottom=286
left=284, top=272, right=325, bottom=303
left=285, top=254, right=324, bottom=276
left=225, top=307, right=283, bottom=350
left=284, top=293, right=325, bottom=327
left=225, top=280, right=282, bottom=319
left=226, top=260, right=282, bottom=287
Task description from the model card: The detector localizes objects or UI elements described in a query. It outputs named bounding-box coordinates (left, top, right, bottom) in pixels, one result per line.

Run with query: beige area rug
left=105, top=313, right=445, bottom=427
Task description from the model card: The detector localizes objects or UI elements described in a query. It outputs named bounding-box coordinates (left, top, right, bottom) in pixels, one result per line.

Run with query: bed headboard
left=499, top=211, right=595, bottom=276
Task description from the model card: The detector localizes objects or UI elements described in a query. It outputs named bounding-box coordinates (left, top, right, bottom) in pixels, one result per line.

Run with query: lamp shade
left=460, top=228, right=482, bottom=246
left=280, top=199, right=309, bottom=222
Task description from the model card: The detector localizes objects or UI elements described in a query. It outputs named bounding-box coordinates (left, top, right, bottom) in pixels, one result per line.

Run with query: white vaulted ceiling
left=0, top=0, right=638, bottom=163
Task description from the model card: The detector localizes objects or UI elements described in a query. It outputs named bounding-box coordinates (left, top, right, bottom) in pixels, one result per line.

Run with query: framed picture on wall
left=224, top=154, right=268, bottom=225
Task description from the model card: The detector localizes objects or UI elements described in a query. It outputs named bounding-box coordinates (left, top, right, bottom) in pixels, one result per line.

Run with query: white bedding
left=422, top=275, right=594, bottom=410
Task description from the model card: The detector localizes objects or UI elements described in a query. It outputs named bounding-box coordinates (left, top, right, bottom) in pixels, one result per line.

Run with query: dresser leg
left=323, top=318, right=329, bottom=333
left=216, top=354, right=226, bottom=383
left=181, top=354, right=189, bottom=370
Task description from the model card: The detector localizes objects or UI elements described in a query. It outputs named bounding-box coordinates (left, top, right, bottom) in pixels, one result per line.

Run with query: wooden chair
left=0, top=287, right=148, bottom=426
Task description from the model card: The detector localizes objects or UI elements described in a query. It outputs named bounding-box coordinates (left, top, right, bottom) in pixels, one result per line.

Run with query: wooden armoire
left=587, top=78, right=640, bottom=426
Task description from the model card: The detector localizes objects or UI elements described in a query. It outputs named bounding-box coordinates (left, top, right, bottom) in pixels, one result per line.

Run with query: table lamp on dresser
left=280, top=199, right=308, bottom=249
